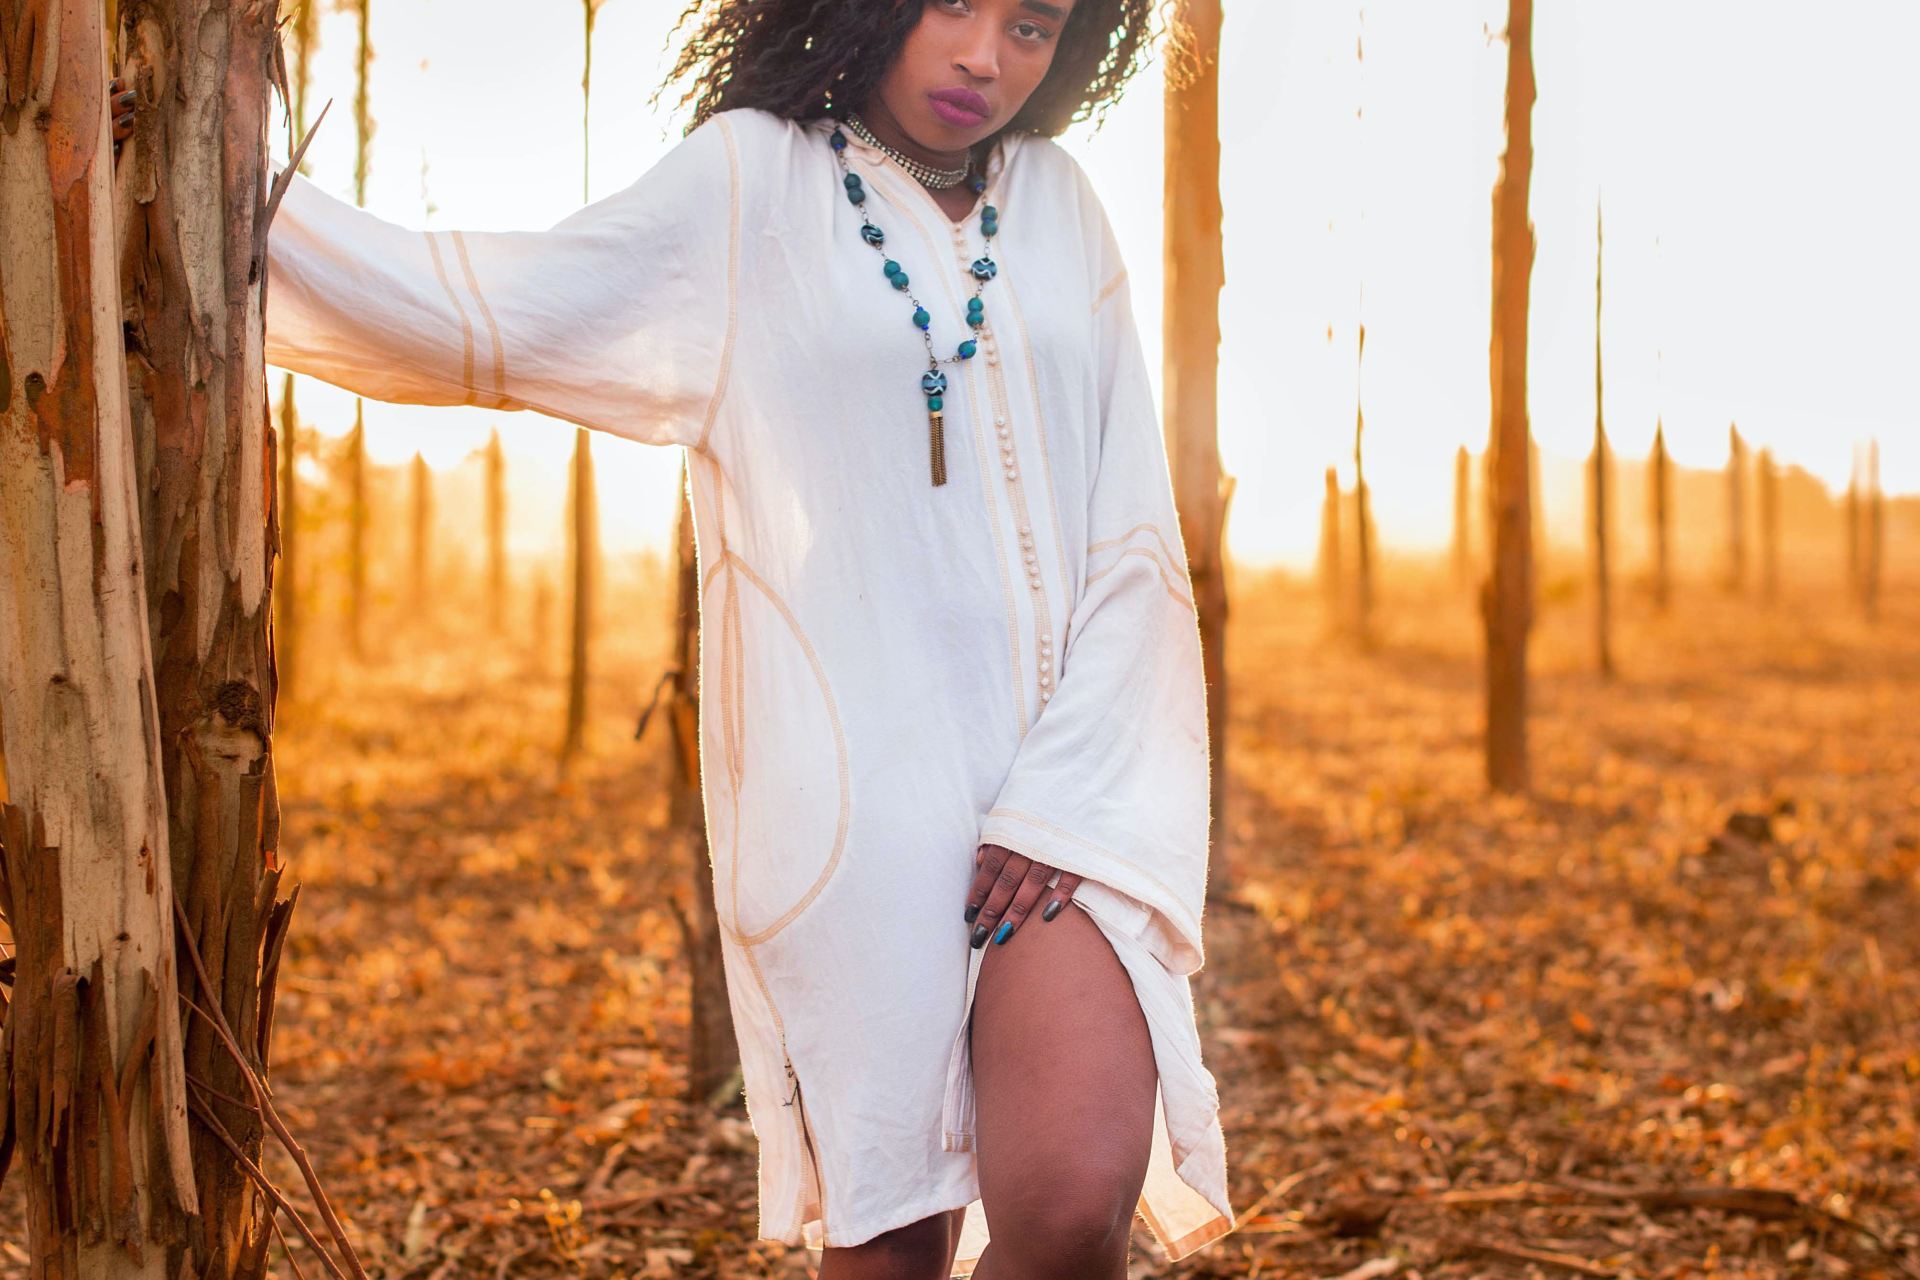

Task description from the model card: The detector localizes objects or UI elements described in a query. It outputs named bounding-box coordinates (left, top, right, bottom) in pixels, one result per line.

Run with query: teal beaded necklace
left=831, top=116, right=999, bottom=487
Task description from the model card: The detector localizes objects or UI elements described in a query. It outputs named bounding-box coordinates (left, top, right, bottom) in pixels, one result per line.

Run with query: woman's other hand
left=965, top=843, right=1081, bottom=948
left=109, top=76, right=135, bottom=159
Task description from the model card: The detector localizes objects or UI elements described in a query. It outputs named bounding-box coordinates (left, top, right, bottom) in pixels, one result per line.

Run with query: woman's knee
left=986, top=1180, right=1137, bottom=1276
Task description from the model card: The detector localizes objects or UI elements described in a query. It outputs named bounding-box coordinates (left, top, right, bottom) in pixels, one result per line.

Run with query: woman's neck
left=855, top=99, right=971, bottom=173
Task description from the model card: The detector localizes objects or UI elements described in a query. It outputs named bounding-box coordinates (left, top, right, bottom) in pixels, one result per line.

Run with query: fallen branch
left=173, top=894, right=371, bottom=1280
left=1449, top=1234, right=1618, bottom=1277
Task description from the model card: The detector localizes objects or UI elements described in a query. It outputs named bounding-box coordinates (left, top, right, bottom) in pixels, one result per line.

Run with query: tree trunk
left=1846, top=444, right=1862, bottom=609
left=1725, top=423, right=1746, bottom=592
left=0, top=0, right=199, bottom=1268
left=116, top=0, right=295, bottom=1271
left=1590, top=199, right=1612, bottom=677
left=1650, top=422, right=1671, bottom=610
left=274, top=0, right=315, bottom=706
left=1318, top=466, right=1343, bottom=634
left=1352, top=327, right=1373, bottom=650
left=1164, top=0, right=1231, bottom=902
left=1481, top=0, right=1536, bottom=794
left=486, top=427, right=507, bottom=638
left=347, top=0, right=372, bottom=660
left=561, top=427, right=596, bottom=766
left=1758, top=446, right=1778, bottom=603
left=670, top=467, right=737, bottom=1106
left=409, top=452, right=431, bottom=619
left=1864, top=438, right=1883, bottom=622
left=1452, top=445, right=1472, bottom=588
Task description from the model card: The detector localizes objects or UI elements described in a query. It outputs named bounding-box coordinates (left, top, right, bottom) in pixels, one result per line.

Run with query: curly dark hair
left=648, top=0, right=1175, bottom=145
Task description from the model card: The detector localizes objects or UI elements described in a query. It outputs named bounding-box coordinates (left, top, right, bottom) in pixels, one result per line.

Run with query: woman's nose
left=954, top=41, right=999, bottom=80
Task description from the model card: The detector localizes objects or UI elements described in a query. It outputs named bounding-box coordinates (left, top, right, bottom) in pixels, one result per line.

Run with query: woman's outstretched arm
left=260, top=113, right=742, bottom=450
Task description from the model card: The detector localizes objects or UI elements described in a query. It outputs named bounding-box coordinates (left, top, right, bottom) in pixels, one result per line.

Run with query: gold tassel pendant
left=928, top=407, right=948, bottom=486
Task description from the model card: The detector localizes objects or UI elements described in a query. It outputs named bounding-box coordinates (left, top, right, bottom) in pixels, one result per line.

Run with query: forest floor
left=4, top=566, right=1916, bottom=1279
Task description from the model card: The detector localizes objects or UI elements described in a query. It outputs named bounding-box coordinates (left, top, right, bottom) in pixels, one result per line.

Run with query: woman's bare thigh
left=968, top=901, right=1157, bottom=1263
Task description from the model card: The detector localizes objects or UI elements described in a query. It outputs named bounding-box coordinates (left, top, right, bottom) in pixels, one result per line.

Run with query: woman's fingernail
left=118, top=91, right=135, bottom=105
left=964, top=903, right=980, bottom=924
left=971, top=924, right=990, bottom=948
left=992, top=921, right=1013, bottom=945
left=1042, top=899, right=1063, bottom=922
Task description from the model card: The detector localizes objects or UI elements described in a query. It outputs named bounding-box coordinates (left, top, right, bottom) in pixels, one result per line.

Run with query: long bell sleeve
left=263, top=112, right=742, bottom=450
left=976, top=192, right=1214, bottom=979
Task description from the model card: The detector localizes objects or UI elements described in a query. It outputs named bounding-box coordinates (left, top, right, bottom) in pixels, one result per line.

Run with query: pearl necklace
left=844, top=112, right=973, bottom=189
left=831, top=123, right=999, bottom=487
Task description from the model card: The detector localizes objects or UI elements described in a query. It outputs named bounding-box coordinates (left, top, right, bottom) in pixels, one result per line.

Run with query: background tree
left=1725, top=423, right=1748, bottom=592
left=1590, top=197, right=1613, bottom=677
left=1482, top=0, right=1536, bottom=793
left=1165, top=0, right=1231, bottom=897
left=1650, top=421, right=1671, bottom=610
left=348, top=0, right=373, bottom=659
left=275, top=0, right=317, bottom=703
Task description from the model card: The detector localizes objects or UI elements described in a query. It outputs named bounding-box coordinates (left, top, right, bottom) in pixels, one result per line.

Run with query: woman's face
left=869, top=0, right=1078, bottom=151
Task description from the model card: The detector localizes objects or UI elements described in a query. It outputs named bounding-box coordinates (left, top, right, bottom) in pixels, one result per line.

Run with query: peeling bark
left=1, top=4, right=199, bottom=1273
left=115, top=0, right=293, bottom=1274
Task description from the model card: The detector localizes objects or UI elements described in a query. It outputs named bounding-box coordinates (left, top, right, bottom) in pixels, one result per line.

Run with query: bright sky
left=272, top=0, right=1918, bottom=570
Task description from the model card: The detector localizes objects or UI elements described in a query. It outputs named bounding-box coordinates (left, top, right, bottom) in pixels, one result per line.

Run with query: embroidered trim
left=696, top=114, right=744, bottom=455
left=1084, top=546, right=1196, bottom=612
left=1092, top=267, right=1129, bottom=313
left=449, top=230, right=509, bottom=408
left=422, top=231, right=479, bottom=406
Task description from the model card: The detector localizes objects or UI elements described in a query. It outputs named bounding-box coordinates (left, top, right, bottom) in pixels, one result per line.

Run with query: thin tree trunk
left=0, top=0, right=199, bottom=1267
left=487, top=427, right=508, bottom=638
left=1725, top=423, right=1747, bottom=592
left=671, top=467, right=736, bottom=1105
left=1452, top=445, right=1472, bottom=588
left=1318, top=466, right=1343, bottom=632
left=1758, top=446, right=1779, bottom=603
left=1352, top=327, right=1373, bottom=650
left=1651, top=422, right=1671, bottom=611
left=1528, top=433, right=1546, bottom=598
left=348, top=0, right=372, bottom=659
left=1591, top=198, right=1612, bottom=677
left=1864, top=437, right=1883, bottom=622
left=348, top=400, right=368, bottom=659
left=274, top=0, right=316, bottom=705
left=562, top=428, right=596, bottom=765
left=1846, top=443, right=1862, bottom=609
left=409, top=452, right=431, bottom=618
left=115, top=0, right=296, bottom=1270
left=1481, top=0, right=1536, bottom=794
left=1164, top=0, right=1230, bottom=902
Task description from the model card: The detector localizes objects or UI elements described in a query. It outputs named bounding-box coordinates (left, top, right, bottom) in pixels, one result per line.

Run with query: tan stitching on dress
left=1084, top=546, right=1197, bottom=611
left=423, top=231, right=479, bottom=406
left=449, top=230, right=510, bottom=409
left=1093, top=267, right=1129, bottom=313
left=696, top=115, right=744, bottom=455
left=1089, top=520, right=1183, bottom=572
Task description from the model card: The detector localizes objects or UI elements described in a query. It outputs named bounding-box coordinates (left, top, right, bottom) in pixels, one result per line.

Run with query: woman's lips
left=928, top=89, right=989, bottom=127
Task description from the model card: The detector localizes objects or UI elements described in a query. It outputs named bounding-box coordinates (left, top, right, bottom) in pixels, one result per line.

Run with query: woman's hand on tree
left=109, top=76, right=135, bottom=159
left=965, top=842, right=1081, bottom=948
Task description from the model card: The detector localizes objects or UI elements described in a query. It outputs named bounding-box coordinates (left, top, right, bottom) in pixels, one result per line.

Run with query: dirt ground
left=5, top=561, right=1916, bottom=1279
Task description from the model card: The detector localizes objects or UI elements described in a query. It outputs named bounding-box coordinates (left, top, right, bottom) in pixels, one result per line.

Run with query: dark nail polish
left=970, top=924, right=990, bottom=948
left=118, top=92, right=135, bottom=106
left=964, top=903, right=980, bottom=924
left=993, top=921, right=1013, bottom=945
left=1042, top=899, right=1063, bottom=922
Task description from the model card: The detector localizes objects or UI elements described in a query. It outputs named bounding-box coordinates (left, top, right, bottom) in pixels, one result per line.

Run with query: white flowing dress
left=262, top=106, right=1236, bottom=1272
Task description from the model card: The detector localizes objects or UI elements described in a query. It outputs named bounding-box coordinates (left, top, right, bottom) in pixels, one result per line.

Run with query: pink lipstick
left=928, top=87, right=990, bottom=128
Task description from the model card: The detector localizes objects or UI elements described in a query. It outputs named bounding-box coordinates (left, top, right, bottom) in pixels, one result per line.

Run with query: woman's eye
left=1013, top=21, right=1053, bottom=40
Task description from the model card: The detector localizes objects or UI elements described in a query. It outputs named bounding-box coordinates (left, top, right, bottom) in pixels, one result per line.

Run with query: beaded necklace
left=830, top=117, right=999, bottom=487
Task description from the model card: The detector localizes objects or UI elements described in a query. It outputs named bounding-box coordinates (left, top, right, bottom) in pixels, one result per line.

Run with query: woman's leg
left=967, top=903, right=1157, bottom=1280
left=818, top=1205, right=968, bottom=1280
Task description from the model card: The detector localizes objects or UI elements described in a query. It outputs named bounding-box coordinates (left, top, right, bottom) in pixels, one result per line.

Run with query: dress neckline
left=811, top=115, right=1023, bottom=232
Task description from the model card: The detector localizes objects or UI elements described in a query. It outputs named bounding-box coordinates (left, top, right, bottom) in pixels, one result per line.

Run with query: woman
left=113, top=1, right=1235, bottom=1274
